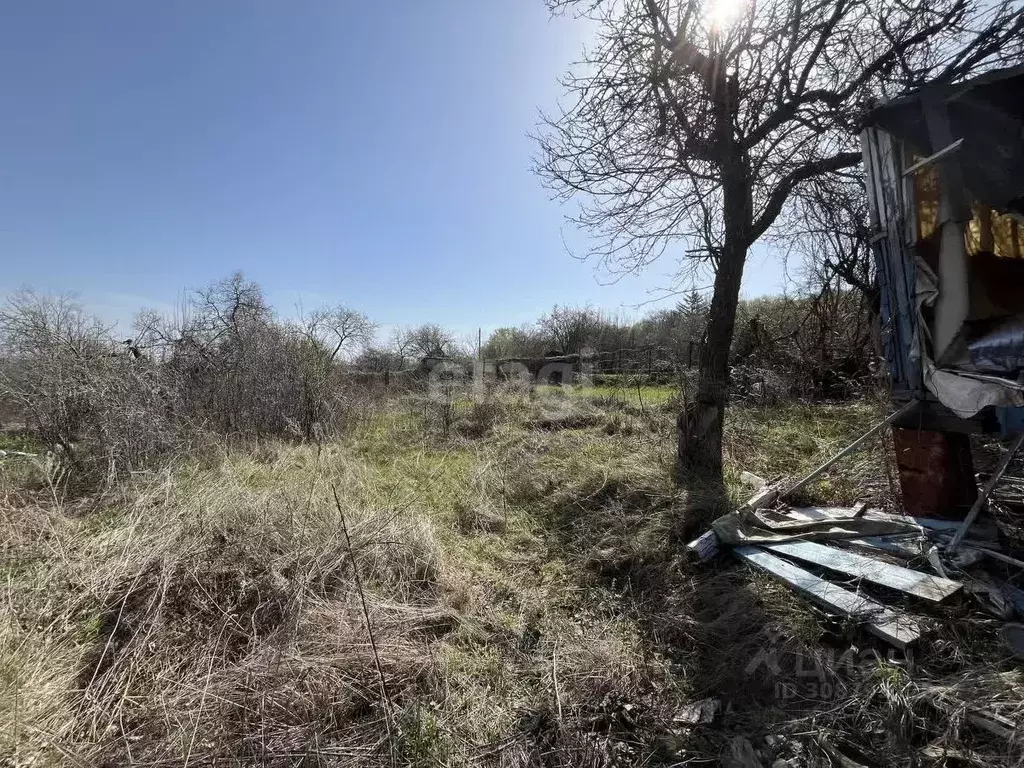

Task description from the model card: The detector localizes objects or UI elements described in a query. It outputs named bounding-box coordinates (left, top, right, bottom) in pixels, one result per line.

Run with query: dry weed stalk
left=332, top=483, right=394, bottom=746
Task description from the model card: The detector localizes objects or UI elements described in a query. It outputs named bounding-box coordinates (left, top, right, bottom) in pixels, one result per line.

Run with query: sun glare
left=705, top=0, right=747, bottom=31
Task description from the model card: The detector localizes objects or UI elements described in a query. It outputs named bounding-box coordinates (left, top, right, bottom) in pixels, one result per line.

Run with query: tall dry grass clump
left=1, top=385, right=710, bottom=767
left=0, top=442, right=456, bottom=766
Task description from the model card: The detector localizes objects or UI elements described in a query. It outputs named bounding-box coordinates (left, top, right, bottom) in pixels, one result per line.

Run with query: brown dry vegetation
left=2, top=388, right=1023, bottom=767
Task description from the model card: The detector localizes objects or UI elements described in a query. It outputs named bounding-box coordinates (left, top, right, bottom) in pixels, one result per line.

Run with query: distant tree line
left=0, top=265, right=877, bottom=486
left=353, top=284, right=878, bottom=400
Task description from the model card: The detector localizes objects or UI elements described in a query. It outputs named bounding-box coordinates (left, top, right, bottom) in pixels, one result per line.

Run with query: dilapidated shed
left=863, top=65, right=1024, bottom=422
left=862, top=65, right=1024, bottom=512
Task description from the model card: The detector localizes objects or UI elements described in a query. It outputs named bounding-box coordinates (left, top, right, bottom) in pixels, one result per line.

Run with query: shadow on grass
left=671, top=467, right=731, bottom=542
left=513, top=462, right=864, bottom=763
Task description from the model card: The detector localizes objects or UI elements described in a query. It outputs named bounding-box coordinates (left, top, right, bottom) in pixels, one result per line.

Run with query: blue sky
left=0, top=1, right=787, bottom=338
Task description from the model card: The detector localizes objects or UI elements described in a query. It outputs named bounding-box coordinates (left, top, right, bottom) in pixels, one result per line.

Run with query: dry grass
left=2, top=391, right=1023, bottom=766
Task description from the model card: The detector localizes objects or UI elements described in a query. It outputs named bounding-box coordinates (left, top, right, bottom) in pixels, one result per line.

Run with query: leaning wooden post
left=783, top=399, right=919, bottom=499
left=686, top=399, right=919, bottom=563
left=947, top=432, right=1024, bottom=553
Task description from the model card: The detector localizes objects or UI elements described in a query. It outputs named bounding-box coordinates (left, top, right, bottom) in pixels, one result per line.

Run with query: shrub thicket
left=0, top=274, right=376, bottom=486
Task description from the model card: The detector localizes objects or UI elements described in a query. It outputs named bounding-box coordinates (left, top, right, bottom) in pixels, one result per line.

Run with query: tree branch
left=751, top=151, right=862, bottom=242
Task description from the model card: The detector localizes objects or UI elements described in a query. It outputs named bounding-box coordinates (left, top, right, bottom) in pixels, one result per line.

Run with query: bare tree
left=0, top=289, right=110, bottom=357
left=302, top=305, right=376, bottom=363
left=286, top=306, right=374, bottom=438
left=538, top=0, right=1024, bottom=478
left=537, top=305, right=607, bottom=354
left=388, top=327, right=416, bottom=370
left=189, top=272, right=271, bottom=353
left=399, top=323, right=460, bottom=360
left=353, top=345, right=404, bottom=373
left=482, top=325, right=548, bottom=359
left=785, top=175, right=877, bottom=312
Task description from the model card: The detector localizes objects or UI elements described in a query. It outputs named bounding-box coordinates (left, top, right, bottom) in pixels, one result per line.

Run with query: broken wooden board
left=689, top=507, right=920, bottom=563
left=841, top=536, right=927, bottom=560
left=911, top=517, right=998, bottom=541
left=783, top=506, right=874, bottom=521
left=786, top=507, right=998, bottom=540
left=685, top=500, right=995, bottom=564
left=960, top=545, right=1024, bottom=570
left=686, top=529, right=721, bottom=562
left=735, top=546, right=921, bottom=649
left=761, top=540, right=961, bottom=603
left=743, top=483, right=781, bottom=512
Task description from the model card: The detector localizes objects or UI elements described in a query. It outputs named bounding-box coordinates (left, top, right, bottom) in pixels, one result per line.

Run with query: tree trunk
left=676, top=235, right=747, bottom=478
left=677, top=107, right=751, bottom=480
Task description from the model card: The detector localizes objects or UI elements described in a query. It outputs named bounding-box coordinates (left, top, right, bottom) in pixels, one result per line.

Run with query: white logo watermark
left=421, top=348, right=606, bottom=423
left=744, top=644, right=906, bottom=702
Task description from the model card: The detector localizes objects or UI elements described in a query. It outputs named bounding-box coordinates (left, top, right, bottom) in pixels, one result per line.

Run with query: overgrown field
left=2, top=389, right=1020, bottom=766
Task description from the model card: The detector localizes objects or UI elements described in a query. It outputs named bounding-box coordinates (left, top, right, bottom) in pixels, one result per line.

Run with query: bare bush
left=0, top=275, right=379, bottom=485
left=731, top=291, right=877, bottom=400
left=137, top=273, right=377, bottom=442
left=0, top=290, right=181, bottom=484
left=396, top=323, right=462, bottom=360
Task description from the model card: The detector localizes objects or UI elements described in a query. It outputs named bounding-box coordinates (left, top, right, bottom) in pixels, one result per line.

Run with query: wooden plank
left=744, top=484, right=781, bottom=511
left=685, top=501, right=997, bottom=565
left=787, top=507, right=998, bottom=540
left=901, top=138, right=964, bottom=177
left=685, top=505, right=965, bottom=564
left=961, top=545, right=1024, bottom=570
left=764, top=506, right=861, bottom=526
left=912, top=516, right=997, bottom=539
left=948, top=432, right=1024, bottom=552
left=734, top=547, right=921, bottom=649
left=761, top=540, right=961, bottom=602
left=841, top=536, right=926, bottom=560
left=685, top=529, right=720, bottom=562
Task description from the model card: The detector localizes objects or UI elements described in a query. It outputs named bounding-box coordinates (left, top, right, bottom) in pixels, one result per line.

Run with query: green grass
left=4, top=391, right=983, bottom=767
left=724, top=398, right=890, bottom=502
left=536, top=383, right=679, bottom=405
left=0, top=431, right=44, bottom=454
